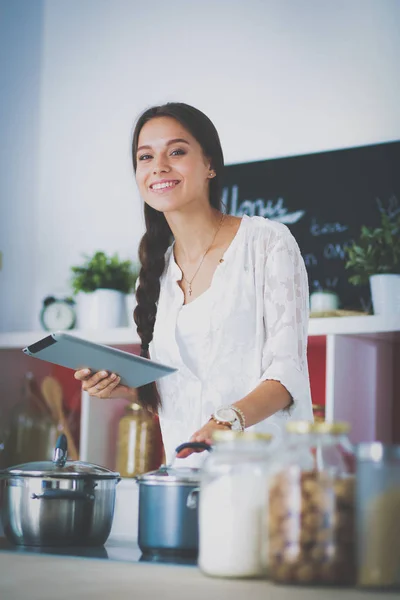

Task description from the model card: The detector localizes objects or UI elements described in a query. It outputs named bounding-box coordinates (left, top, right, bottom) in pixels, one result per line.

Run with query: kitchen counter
left=0, top=541, right=398, bottom=600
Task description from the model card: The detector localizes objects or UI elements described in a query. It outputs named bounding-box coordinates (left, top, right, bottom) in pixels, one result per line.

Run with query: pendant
left=188, top=284, right=192, bottom=296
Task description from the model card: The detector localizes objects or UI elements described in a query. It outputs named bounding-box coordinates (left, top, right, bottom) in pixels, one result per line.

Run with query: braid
left=133, top=204, right=172, bottom=412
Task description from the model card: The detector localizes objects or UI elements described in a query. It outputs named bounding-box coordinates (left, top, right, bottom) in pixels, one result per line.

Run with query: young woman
left=75, top=103, right=313, bottom=465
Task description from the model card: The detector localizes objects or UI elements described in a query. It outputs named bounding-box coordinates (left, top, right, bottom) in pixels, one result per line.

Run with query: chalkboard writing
left=221, top=141, right=400, bottom=311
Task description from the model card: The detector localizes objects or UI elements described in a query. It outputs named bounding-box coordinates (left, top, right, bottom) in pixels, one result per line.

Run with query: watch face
left=216, top=407, right=236, bottom=424
left=41, top=301, right=76, bottom=331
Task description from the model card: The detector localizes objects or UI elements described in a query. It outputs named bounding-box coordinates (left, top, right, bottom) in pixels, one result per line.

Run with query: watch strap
left=231, top=406, right=246, bottom=431
left=209, top=415, right=232, bottom=429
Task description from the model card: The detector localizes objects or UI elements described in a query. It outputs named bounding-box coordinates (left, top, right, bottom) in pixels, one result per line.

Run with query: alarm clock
left=40, top=296, right=76, bottom=331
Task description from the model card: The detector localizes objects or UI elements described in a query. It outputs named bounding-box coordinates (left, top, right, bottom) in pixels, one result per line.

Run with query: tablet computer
left=22, top=331, right=177, bottom=389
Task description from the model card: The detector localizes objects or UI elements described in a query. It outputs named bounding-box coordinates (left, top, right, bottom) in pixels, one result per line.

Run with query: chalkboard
left=221, top=140, right=400, bottom=311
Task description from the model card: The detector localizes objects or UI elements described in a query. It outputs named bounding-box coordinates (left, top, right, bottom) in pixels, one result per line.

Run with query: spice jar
left=198, top=430, right=273, bottom=578
left=116, top=402, right=161, bottom=477
left=268, top=421, right=355, bottom=586
left=356, top=443, right=400, bottom=589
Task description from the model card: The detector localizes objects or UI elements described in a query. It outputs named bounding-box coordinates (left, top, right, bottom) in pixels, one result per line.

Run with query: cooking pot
left=0, top=434, right=120, bottom=546
left=136, top=442, right=211, bottom=558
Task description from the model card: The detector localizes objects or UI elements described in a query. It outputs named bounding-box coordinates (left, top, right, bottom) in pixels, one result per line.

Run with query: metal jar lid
left=212, top=430, right=272, bottom=443
left=286, top=421, right=350, bottom=435
left=356, top=442, right=400, bottom=462
left=0, top=433, right=119, bottom=480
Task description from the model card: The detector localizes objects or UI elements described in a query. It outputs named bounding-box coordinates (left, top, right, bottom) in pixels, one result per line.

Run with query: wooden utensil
left=41, top=376, right=79, bottom=460
left=26, top=372, right=53, bottom=417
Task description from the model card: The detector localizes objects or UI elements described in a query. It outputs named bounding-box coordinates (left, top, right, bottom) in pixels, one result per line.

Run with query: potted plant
left=71, top=251, right=139, bottom=329
left=345, top=211, right=400, bottom=315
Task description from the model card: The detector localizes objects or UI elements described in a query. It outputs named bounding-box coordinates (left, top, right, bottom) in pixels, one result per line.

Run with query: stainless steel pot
left=0, top=434, right=120, bottom=546
left=136, top=442, right=211, bottom=558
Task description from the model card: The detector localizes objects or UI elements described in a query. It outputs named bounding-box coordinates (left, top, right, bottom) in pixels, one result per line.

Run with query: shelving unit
left=1, top=316, right=398, bottom=542
left=1, top=315, right=399, bottom=470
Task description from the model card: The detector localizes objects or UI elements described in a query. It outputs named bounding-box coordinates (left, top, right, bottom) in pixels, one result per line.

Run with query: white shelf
left=0, top=328, right=141, bottom=350
left=308, top=314, right=400, bottom=339
left=0, top=315, right=399, bottom=350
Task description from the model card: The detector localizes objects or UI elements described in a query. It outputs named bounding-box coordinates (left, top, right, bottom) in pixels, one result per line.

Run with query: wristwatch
left=210, top=406, right=244, bottom=432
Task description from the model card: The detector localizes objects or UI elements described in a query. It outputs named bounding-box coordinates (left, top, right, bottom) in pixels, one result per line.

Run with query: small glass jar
left=116, top=403, right=161, bottom=477
left=312, top=404, right=325, bottom=423
left=356, top=443, right=400, bottom=589
left=199, top=430, right=272, bottom=579
left=268, top=421, right=356, bottom=586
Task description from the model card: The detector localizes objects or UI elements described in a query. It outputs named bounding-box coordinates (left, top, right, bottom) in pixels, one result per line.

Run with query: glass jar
left=116, top=402, right=161, bottom=477
left=312, top=404, right=325, bottom=423
left=356, top=443, right=400, bottom=589
left=199, top=430, right=273, bottom=578
left=3, top=374, right=58, bottom=467
left=268, top=421, right=356, bottom=586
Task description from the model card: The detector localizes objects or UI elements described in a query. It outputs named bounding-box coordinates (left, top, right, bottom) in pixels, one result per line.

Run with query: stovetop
left=0, top=536, right=197, bottom=567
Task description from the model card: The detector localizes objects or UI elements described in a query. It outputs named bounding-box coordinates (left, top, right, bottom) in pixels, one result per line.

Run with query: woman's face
left=135, top=116, right=212, bottom=214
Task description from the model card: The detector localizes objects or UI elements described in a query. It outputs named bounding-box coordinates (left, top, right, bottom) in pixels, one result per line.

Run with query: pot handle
left=53, top=434, right=68, bottom=468
left=186, top=487, right=200, bottom=510
left=31, top=489, right=95, bottom=501
left=175, top=442, right=212, bottom=455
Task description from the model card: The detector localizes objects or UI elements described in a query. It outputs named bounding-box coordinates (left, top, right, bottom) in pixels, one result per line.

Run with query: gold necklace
left=178, top=213, right=226, bottom=297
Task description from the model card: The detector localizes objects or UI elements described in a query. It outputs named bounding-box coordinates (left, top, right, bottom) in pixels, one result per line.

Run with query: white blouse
left=150, top=214, right=313, bottom=466
left=175, top=289, right=213, bottom=381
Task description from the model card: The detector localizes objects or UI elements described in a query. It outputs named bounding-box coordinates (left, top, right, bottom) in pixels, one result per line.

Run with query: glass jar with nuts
left=268, top=421, right=355, bottom=586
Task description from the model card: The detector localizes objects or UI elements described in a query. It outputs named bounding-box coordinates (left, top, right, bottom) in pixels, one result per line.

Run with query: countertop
left=0, top=543, right=398, bottom=600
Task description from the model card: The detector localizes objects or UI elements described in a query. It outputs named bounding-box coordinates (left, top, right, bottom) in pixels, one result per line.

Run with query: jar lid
left=285, top=421, right=350, bottom=435
left=357, top=442, right=400, bottom=462
left=2, top=460, right=119, bottom=479
left=136, top=465, right=202, bottom=484
left=212, top=430, right=273, bottom=443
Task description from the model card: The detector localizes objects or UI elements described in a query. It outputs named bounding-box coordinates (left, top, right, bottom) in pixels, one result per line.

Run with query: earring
left=209, top=171, right=215, bottom=178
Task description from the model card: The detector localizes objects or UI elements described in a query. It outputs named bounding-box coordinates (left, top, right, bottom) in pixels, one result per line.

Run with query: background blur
left=1, top=0, right=400, bottom=333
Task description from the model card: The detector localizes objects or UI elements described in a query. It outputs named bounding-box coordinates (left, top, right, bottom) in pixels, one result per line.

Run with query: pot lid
left=0, top=433, right=119, bottom=479
left=136, top=465, right=202, bottom=484
left=2, top=460, right=119, bottom=479
left=136, top=441, right=212, bottom=484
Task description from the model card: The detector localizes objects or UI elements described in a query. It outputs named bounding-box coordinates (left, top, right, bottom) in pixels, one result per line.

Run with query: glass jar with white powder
left=198, top=430, right=273, bottom=578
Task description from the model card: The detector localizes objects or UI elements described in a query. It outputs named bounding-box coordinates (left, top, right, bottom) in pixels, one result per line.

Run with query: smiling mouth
left=150, top=180, right=181, bottom=191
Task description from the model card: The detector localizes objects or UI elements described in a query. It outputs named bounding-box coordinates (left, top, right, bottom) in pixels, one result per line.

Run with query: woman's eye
left=171, top=149, right=185, bottom=156
left=138, top=154, right=152, bottom=161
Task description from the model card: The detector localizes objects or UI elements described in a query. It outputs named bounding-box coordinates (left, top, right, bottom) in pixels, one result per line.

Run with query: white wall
left=1, top=0, right=400, bottom=332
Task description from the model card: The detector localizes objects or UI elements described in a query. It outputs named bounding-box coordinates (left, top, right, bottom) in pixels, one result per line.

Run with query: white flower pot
left=369, top=274, right=400, bottom=315
left=310, top=291, right=339, bottom=312
left=75, top=289, right=126, bottom=329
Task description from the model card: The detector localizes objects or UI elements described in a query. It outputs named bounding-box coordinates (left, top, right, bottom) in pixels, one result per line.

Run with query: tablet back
left=23, top=332, right=176, bottom=389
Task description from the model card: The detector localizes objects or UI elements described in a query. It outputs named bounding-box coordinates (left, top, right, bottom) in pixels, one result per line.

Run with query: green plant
left=345, top=211, right=400, bottom=286
left=71, top=251, right=139, bottom=295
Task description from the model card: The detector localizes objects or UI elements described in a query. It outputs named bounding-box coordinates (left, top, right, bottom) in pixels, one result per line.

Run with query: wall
left=1, top=0, right=400, bottom=332
left=0, top=0, right=44, bottom=332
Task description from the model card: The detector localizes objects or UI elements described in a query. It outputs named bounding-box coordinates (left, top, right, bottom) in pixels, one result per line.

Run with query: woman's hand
left=74, top=369, right=138, bottom=400
left=176, top=419, right=230, bottom=459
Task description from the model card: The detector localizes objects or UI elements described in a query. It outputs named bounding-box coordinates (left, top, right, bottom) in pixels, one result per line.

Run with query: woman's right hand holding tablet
left=74, top=369, right=138, bottom=401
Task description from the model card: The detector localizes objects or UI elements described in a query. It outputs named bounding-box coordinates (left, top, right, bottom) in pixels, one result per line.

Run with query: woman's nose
left=153, top=156, right=170, bottom=174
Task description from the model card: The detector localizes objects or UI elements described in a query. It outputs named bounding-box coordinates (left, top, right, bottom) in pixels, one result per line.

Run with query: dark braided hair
left=132, top=103, right=224, bottom=413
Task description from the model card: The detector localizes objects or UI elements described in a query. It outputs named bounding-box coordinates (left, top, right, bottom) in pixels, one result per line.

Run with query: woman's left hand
left=176, top=419, right=230, bottom=459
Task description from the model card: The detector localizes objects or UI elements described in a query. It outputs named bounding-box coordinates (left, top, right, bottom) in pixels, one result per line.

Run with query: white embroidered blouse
left=150, top=214, right=313, bottom=466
